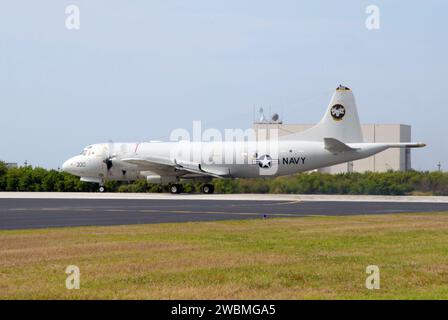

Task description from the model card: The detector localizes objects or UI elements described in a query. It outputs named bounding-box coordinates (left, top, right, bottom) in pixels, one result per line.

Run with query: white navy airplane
left=62, top=85, right=425, bottom=194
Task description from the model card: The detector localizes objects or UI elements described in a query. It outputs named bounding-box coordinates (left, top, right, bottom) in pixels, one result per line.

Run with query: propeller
left=103, top=140, right=116, bottom=176
left=105, top=157, right=113, bottom=171
left=103, top=141, right=128, bottom=176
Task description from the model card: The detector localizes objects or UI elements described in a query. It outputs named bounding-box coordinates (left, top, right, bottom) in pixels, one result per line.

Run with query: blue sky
left=0, top=1, right=447, bottom=170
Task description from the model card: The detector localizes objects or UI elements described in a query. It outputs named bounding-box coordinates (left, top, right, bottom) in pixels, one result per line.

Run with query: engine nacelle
left=146, top=175, right=177, bottom=184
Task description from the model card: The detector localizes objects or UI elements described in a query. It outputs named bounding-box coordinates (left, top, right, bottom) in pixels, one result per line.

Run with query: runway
left=1, top=196, right=448, bottom=230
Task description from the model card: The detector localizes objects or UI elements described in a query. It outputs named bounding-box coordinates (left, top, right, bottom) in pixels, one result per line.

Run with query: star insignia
left=258, top=155, right=272, bottom=168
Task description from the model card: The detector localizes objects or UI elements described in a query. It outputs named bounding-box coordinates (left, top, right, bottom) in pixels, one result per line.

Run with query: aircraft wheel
left=170, top=184, right=182, bottom=194
left=99, top=186, right=105, bottom=193
left=201, top=184, right=214, bottom=194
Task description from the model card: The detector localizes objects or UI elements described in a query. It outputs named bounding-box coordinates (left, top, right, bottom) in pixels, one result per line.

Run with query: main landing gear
left=168, top=183, right=215, bottom=194
left=201, top=184, right=214, bottom=194
left=169, top=184, right=183, bottom=194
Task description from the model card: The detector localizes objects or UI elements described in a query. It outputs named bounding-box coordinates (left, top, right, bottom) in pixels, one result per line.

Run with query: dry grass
left=1, top=213, right=448, bottom=299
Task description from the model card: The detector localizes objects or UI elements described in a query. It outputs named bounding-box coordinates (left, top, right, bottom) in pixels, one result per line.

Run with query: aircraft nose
left=62, top=159, right=72, bottom=173
left=62, top=160, right=68, bottom=172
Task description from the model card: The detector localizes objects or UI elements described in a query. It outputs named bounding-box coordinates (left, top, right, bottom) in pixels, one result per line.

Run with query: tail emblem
left=330, top=104, right=346, bottom=121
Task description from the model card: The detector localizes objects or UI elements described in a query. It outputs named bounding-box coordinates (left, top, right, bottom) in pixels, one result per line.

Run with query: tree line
left=0, top=161, right=447, bottom=195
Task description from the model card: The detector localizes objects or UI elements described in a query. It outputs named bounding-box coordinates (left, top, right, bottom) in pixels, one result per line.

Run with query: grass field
left=1, top=213, right=448, bottom=299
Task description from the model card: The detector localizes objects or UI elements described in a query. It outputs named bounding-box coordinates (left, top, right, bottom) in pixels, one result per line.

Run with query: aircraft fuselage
left=62, top=140, right=390, bottom=183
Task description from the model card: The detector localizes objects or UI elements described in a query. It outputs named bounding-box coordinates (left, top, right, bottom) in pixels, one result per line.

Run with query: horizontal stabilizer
left=324, top=137, right=359, bottom=154
left=385, top=143, right=427, bottom=148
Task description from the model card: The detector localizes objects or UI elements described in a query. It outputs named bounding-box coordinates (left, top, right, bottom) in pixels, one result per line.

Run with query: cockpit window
left=81, top=146, right=93, bottom=156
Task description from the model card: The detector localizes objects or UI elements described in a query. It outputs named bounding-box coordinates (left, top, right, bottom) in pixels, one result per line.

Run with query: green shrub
left=0, top=160, right=447, bottom=195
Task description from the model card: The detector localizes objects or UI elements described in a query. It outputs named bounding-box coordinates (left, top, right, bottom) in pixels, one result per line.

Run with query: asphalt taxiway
left=1, top=193, right=448, bottom=230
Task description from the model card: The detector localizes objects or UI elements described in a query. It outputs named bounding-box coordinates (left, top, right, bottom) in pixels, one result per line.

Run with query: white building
left=253, top=123, right=412, bottom=173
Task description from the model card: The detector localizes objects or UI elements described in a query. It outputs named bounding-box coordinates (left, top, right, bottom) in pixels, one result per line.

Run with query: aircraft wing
left=121, top=157, right=230, bottom=179
left=173, top=160, right=231, bottom=179
left=120, top=157, right=178, bottom=175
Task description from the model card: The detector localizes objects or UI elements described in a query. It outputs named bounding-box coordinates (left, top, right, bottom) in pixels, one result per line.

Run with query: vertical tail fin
left=282, top=85, right=364, bottom=143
